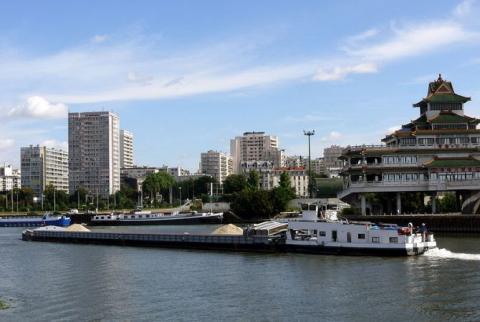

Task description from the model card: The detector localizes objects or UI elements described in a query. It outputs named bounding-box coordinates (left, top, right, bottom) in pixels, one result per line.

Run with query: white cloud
left=454, top=0, right=475, bottom=17
left=347, top=22, right=475, bottom=63
left=321, top=131, right=343, bottom=142
left=91, top=34, right=108, bottom=43
left=7, top=96, right=68, bottom=119
left=346, top=28, right=379, bottom=44
left=41, top=139, right=68, bottom=151
left=386, top=125, right=401, bottom=134
left=313, top=63, right=378, bottom=81
left=0, top=2, right=476, bottom=105
left=0, top=138, right=14, bottom=150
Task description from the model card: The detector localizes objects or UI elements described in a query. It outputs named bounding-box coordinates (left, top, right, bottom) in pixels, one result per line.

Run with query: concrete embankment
left=345, top=214, right=480, bottom=233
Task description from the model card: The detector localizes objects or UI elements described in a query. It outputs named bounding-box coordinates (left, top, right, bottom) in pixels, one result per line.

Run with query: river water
left=1, top=226, right=479, bottom=322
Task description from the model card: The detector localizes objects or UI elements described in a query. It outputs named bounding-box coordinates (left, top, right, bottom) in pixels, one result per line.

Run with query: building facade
left=200, top=150, right=232, bottom=183
left=68, top=111, right=120, bottom=198
left=263, top=167, right=309, bottom=197
left=323, top=145, right=343, bottom=177
left=20, top=145, right=68, bottom=197
left=339, top=75, right=480, bottom=215
left=230, top=131, right=283, bottom=174
left=0, top=164, right=21, bottom=192
left=120, top=130, right=134, bottom=168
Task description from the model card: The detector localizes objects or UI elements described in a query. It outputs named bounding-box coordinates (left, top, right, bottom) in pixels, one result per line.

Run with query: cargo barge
left=22, top=229, right=283, bottom=253
left=22, top=204, right=437, bottom=256
left=1, top=215, right=71, bottom=227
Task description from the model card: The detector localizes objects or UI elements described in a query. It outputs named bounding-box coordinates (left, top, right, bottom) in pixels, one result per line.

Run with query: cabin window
left=107, top=216, right=111, bottom=219
left=319, top=231, right=326, bottom=237
left=139, top=215, right=142, bottom=218
left=146, top=215, right=150, bottom=218
left=372, top=237, right=380, bottom=243
left=332, top=230, right=337, bottom=242
left=389, top=237, right=398, bottom=243
left=100, top=216, right=104, bottom=219
left=131, top=216, right=135, bottom=219
left=358, top=233, right=365, bottom=239
left=347, top=232, right=352, bottom=243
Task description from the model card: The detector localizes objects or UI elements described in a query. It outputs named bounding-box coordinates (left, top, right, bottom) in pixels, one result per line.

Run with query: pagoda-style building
left=339, top=75, right=480, bottom=215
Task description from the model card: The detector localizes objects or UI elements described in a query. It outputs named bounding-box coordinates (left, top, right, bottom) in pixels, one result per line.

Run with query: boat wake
left=423, top=248, right=480, bottom=261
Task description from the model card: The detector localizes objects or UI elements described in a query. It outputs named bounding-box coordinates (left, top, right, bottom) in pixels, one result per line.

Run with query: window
left=332, top=230, right=337, bottom=242
left=372, top=237, right=380, bottom=243
left=389, top=237, right=398, bottom=243
left=358, top=233, right=365, bottom=239
left=319, top=231, right=326, bottom=237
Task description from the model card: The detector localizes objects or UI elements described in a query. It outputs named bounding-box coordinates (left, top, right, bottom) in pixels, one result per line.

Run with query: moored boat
left=89, top=210, right=223, bottom=226
left=0, top=214, right=71, bottom=228
left=284, top=204, right=437, bottom=256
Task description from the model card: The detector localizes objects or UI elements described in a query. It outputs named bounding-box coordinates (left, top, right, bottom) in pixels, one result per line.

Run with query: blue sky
left=1, top=0, right=480, bottom=171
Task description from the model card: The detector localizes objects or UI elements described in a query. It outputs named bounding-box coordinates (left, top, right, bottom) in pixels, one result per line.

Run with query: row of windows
left=383, top=156, right=417, bottom=164
left=429, top=103, right=462, bottom=110
left=383, top=173, right=421, bottom=181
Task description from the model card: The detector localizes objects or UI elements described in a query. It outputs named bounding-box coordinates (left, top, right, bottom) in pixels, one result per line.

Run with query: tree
left=246, top=170, right=260, bottom=191
left=271, top=172, right=296, bottom=214
left=231, top=190, right=273, bottom=219
left=223, top=174, right=247, bottom=194
left=142, top=172, right=175, bottom=206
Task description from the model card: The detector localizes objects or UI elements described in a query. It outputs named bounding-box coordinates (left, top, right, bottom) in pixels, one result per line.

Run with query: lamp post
left=303, top=130, right=315, bottom=198
left=179, top=187, right=182, bottom=205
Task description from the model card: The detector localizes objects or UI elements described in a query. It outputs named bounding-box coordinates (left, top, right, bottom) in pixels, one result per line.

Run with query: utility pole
left=77, top=189, right=80, bottom=209
left=304, top=130, right=315, bottom=198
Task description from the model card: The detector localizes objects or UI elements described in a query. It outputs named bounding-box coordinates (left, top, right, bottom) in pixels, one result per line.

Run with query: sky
left=1, top=0, right=480, bottom=171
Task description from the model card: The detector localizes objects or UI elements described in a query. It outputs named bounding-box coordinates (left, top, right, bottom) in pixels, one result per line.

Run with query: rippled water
left=1, top=227, right=480, bottom=322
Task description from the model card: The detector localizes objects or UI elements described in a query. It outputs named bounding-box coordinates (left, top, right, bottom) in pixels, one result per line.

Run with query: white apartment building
left=263, top=167, right=309, bottom=197
left=20, top=145, right=69, bottom=197
left=120, top=130, right=134, bottom=168
left=0, top=164, right=21, bottom=192
left=230, top=131, right=283, bottom=174
left=200, top=150, right=232, bottom=183
left=68, top=111, right=120, bottom=198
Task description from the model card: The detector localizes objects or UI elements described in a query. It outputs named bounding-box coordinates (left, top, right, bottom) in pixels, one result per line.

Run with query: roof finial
left=438, top=73, right=443, bottom=81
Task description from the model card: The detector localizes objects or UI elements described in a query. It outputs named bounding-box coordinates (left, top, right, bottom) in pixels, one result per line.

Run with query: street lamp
left=179, top=187, right=182, bottom=205
left=304, top=130, right=315, bottom=198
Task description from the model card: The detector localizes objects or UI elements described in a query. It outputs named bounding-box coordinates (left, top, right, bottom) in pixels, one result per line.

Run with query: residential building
left=323, top=145, right=344, bottom=177
left=0, top=164, right=21, bottom=192
left=20, top=145, right=68, bottom=197
left=230, top=131, right=283, bottom=174
left=120, top=130, right=134, bottom=168
left=68, top=111, right=120, bottom=198
left=200, top=150, right=232, bottom=183
left=167, top=166, right=190, bottom=177
left=339, top=75, right=480, bottom=215
left=263, top=167, right=309, bottom=197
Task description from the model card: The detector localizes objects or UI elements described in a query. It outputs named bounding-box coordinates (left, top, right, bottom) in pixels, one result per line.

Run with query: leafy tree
left=142, top=172, right=175, bottom=206
left=246, top=170, right=260, bottom=191
left=223, top=174, right=247, bottom=194
left=231, top=190, right=273, bottom=219
left=271, top=172, right=296, bottom=214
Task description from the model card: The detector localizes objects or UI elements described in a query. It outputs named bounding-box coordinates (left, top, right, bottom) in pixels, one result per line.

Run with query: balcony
left=338, top=179, right=480, bottom=199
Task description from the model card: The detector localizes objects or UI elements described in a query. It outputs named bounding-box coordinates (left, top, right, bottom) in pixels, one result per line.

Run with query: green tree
left=271, top=172, right=296, bottom=214
left=223, top=174, right=247, bottom=194
left=231, top=190, right=273, bottom=219
left=142, top=172, right=175, bottom=206
left=246, top=170, right=260, bottom=191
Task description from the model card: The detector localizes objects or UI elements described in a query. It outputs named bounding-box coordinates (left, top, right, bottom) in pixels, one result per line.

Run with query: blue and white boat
left=0, top=214, right=71, bottom=227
